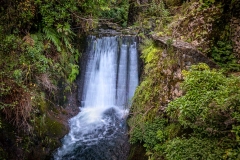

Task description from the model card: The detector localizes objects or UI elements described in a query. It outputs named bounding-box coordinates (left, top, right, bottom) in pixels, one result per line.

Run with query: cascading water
left=54, top=35, right=139, bottom=160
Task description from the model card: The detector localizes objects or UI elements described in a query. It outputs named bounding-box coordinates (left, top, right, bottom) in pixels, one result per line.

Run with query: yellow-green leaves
left=167, top=63, right=240, bottom=134
left=140, top=39, right=159, bottom=64
left=68, top=63, right=79, bottom=83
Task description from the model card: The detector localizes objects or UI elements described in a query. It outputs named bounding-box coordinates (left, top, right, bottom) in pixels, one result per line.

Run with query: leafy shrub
left=167, top=63, right=240, bottom=135
left=100, top=0, right=129, bottom=27
left=13, top=69, right=23, bottom=83
left=211, top=41, right=233, bottom=62
left=24, top=34, right=50, bottom=74
left=0, top=0, right=119, bottom=158
left=165, top=137, right=225, bottom=160
left=68, top=63, right=79, bottom=83
left=148, top=1, right=170, bottom=19
left=129, top=118, right=167, bottom=152
left=0, top=31, right=79, bottom=132
left=211, top=41, right=239, bottom=70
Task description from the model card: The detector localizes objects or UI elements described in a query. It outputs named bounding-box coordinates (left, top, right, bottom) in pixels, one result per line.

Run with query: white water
left=54, top=36, right=138, bottom=160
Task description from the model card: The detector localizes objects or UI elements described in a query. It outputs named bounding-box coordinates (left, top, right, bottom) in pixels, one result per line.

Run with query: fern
left=140, top=39, right=158, bottom=63
left=68, top=63, right=79, bottom=83
left=43, top=27, right=62, bottom=52
left=62, top=35, right=75, bottom=54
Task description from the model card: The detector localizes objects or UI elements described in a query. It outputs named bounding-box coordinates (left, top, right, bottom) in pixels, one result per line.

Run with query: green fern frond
left=43, top=27, right=62, bottom=52
left=62, top=35, right=75, bottom=54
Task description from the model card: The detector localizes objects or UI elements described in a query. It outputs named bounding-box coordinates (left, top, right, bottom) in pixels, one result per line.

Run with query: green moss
left=45, top=116, right=65, bottom=136
left=129, top=37, right=182, bottom=159
left=35, top=115, right=65, bottom=137
left=34, top=114, right=66, bottom=152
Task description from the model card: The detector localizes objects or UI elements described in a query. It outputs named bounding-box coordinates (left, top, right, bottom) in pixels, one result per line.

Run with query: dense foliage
left=0, top=0, right=112, bottom=126
left=1, top=0, right=240, bottom=159
left=0, top=0, right=125, bottom=159
left=100, top=0, right=129, bottom=27
left=130, top=62, right=240, bottom=159
left=128, top=0, right=240, bottom=159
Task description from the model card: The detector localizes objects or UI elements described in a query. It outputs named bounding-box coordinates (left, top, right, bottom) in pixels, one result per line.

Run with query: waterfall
left=54, top=35, right=139, bottom=160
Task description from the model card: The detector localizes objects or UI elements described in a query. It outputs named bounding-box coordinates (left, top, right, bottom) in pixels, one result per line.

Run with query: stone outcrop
left=152, top=35, right=217, bottom=110
left=231, top=17, right=240, bottom=63
left=152, top=35, right=216, bottom=67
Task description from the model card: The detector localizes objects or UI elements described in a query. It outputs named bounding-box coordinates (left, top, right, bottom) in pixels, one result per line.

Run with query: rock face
left=151, top=35, right=217, bottom=109
left=152, top=35, right=216, bottom=67
left=231, top=17, right=240, bottom=62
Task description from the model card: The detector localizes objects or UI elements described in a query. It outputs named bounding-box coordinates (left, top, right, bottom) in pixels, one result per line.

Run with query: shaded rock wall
left=152, top=35, right=216, bottom=67
left=231, top=17, right=240, bottom=63
left=151, top=35, right=217, bottom=110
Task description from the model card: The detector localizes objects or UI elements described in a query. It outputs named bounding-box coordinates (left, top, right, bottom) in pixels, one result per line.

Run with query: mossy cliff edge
left=128, top=0, right=240, bottom=159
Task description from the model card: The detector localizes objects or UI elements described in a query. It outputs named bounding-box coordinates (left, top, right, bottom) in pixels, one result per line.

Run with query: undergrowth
left=0, top=0, right=116, bottom=158
left=129, top=62, right=240, bottom=159
left=128, top=0, right=240, bottom=159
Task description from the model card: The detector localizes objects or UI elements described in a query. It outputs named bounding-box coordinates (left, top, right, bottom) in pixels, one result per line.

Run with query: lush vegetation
left=0, top=0, right=130, bottom=159
left=128, top=0, right=240, bottom=159
left=130, top=62, right=240, bottom=159
left=100, top=0, right=129, bottom=27
left=0, top=0, right=240, bottom=159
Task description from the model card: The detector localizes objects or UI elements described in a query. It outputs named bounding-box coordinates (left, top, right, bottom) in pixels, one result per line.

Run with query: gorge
left=0, top=0, right=240, bottom=159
